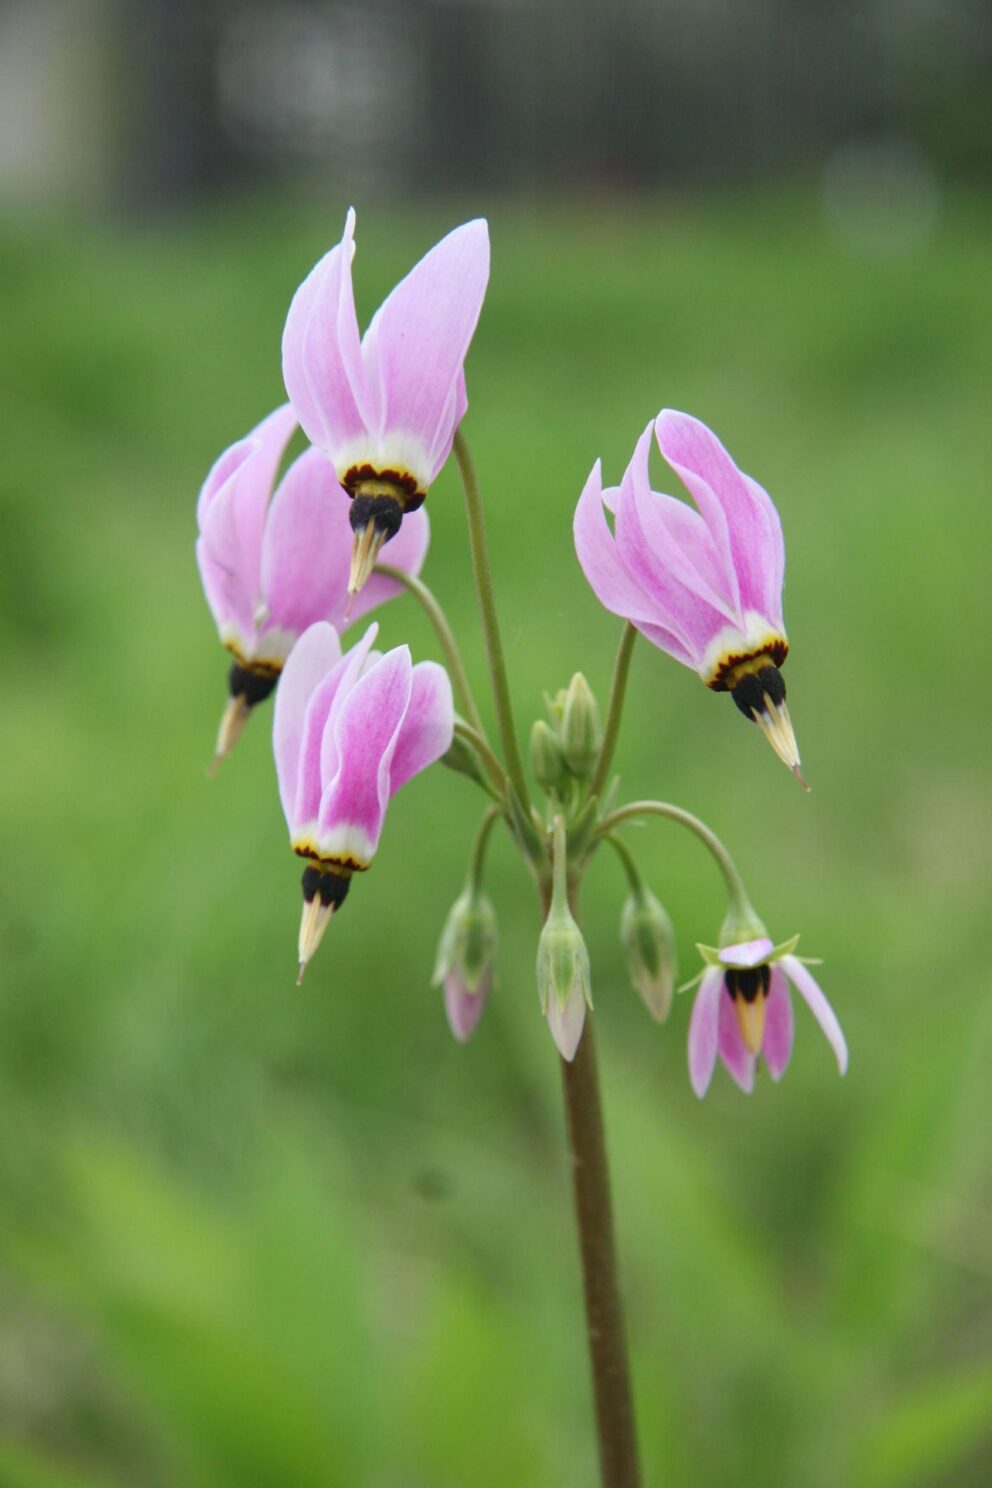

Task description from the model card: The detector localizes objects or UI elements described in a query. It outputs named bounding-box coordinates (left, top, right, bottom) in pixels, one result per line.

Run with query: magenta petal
left=389, top=661, right=454, bottom=795
left=260, top=448, right=352, bottom=641
left=718, top=991, right=756, bottom=1093
left=317, top=647, right=414, bottom=865
left=547, top=986, right=586, bottom=1063
left=343, top=507, right=430, bottom=630
left=762, top=968, right=794, bottom=1081
left=444, top=969, right=490, bottom=1043
left=688, top=968, right=723, bottom=1097
left=272, top=622, right=343, bottom=832
left=281, top=209, right=370, bottom=460
left=197, top=404, right=297, bottom=641
left=362, top=220, right=490, bottom=468
left=655, top=410, right=784, bottom=629
left=781, top=956, right=848, bottom=1075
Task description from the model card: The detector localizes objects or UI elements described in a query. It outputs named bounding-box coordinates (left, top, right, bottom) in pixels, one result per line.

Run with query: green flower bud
left=620, top=888, right=677, bottom=1022
left=718, top=896, right=768, bottom=952
left=560, top=672, right=602, bottom=779
left=536, top=901, right=591, bottom=1061
left=530, top=718, right=567, bottom=792
left=433, top=888, right=498, bottom=995
left=440, top=732, right=488, bottom=789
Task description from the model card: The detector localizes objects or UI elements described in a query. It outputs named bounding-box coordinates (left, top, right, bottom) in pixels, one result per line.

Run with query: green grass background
left=1, top=191, right=990, bottom=1486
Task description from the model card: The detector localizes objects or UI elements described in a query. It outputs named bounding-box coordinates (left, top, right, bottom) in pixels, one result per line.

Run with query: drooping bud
left=433, top=887, right=498, bottom=1044
left=620, top=887, right=677, bottom=1022
left=559, top=672, right=602, bottom=779
left=530, top=719, right=567, bottom=793
left=536, top=906, right=591, bottom=1062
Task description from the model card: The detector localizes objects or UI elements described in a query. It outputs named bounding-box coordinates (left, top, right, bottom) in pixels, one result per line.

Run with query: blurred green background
left=1, top=185, right=991, bottom=1487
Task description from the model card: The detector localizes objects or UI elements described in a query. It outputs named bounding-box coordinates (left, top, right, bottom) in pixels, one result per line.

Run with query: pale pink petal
left=362, top=220, right=489, bottom=457
left=285, top=625, right=379, bottom=837
left=781, top=956, right=848, bottom=1076
left=718, top=990, right=756, bottom=1093
left=388, top=661, right=454, bottom=796
left=316, top=647, right=414, bottom=864
left=196, top=537, right=250, bottom=645
left=444, top=968, right=490, bottom=1043
left=316, top=625, right=381, bottom=789
left=573, top=460, right=698, bottom=667
left=613, top=426, right=732, bottom=660
left=688, top=968, right=723, bottom=1097
left=656, top=410, right=785, bottom=627
left=719, top=938, right=775, bottom=967
left=260, top=448, right=352, bottom=640
left=272, top=622, right=343, bottom=831
left=762, top=968, right=794, bottom=1081
left=339, top=507, right=430, bottom=631
left=546, top=985, right=586, bottom=1062
left=281, top=209, right=372, bottom=460
left=197, top=404, right=297, bottom=638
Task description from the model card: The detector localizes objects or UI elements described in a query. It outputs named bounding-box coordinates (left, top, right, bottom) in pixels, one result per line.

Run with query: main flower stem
left=375, top=562, right=486, bottom=739
left=589, top=623, right=638, bottom=801
left=543, top=861, right=641, bottom=1488
left=453, top=429, right=531, bottom=813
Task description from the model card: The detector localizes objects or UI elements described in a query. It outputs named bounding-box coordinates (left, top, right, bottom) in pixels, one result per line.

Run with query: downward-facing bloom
left=273, top=621, right=454, bottom=979
left=574, top=410, right=804, bottom=783
left=282, top=208, right=490, bottom=595
left=687, top=936, right=848, bottom=1097
left=196, top=403, right=428, bottom=767
left=433, top=887, right=497, bottom=1042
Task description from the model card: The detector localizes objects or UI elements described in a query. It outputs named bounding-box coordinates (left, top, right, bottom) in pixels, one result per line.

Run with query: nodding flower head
left=687, top=936, right=848, bottom=1097
left=574, top=410, right=806, bottom=786
left=272, top=621, right=454, bottom=982
left=196, top=404, right=428, bottom=770
left=281, top=208, right=490, bottom=596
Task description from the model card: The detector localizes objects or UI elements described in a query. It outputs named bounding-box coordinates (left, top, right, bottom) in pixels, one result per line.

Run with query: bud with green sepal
left=560, top=672, right=602, bottom=780
left=536, top=816, right=592, bottom=1061
left=433, top=807, right=501, bottom=1042
left=621, top=887, right=677, bottom=1022
left=530, top=718, right=567, bottom=793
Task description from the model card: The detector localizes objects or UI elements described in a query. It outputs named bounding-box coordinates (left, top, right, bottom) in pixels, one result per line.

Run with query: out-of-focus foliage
left=0, top=192, right=990, bottom=1487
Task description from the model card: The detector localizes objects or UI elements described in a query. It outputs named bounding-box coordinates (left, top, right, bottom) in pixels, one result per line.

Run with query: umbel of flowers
left=195, top=208, right=847, bottom=1488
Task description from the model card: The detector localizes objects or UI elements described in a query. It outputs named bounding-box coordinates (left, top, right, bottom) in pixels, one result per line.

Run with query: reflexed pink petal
left=781, top=955, right=848, bottom=1075
left=688, top=968, right=723, bottom=1097
left=260, top=448, right=352, bottom=639
left=362, top=220, right=489, bottom=460
left=719, top=938, right=775, bottom=967
left=718, top=990, right=756, bottom=1093
left=573, top=461, right=696, bottom=666
left=272, top=622, right=343, bottom=831
left=196, top=537, right=251, bottom=648
left=656, top=410, right=785, bottom=629
left=315, top=625, right=381, bottom=790
left=613, top=427, right=731, bottom=662
left=197, top=404, right=297, bottom=637
left=342, top=507, right=430, bottom=630
left=316, top=647, right=414, bottom=863
left=444, top=969, right=490, bottom=1043
left=762, top=968, right=794, bottom=1081
left=546, top=985, right=586, bottom=1062
left=389, top=661, right=454, bottom=795
left=281, top=209, right=371, bottom=460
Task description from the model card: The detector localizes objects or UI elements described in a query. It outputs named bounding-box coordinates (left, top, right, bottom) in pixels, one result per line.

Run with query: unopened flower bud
left=536, top=903, right=591, bottom=1061
left=620, top=888, right=677, bottom=1022
left=560, top=672, right=602, bottom=779
left=530, top=719, right=566, bottom=792
left=433, top=889, right=497, bottom=1042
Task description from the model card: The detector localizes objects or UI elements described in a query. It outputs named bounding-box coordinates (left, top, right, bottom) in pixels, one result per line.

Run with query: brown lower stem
left=560, top=1020, right=641, bottom=1488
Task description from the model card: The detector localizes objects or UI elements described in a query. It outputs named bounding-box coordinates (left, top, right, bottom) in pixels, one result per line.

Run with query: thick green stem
left=589, top=623, right=637, bottom=800
left=453, top=429, right=531, bottom=813
left=375, top=562, right=486, bottom=738
left=596, top=800, right=754, bottom=916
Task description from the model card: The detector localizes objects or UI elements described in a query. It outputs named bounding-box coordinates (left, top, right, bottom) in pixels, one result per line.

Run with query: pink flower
left=687, top=937, right=848, bottom=1097
left=272, top=621, right=454, bottom=979
left=282, top=208, right=490, bottom=595
left=196, top=403, right=428, bottom=767
left=574, top=410, right=804, bottom=783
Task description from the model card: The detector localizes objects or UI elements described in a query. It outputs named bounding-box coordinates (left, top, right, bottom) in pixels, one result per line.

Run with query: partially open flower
left=574, top=410, right=806, bottom=785
left=196, top=404, right=428, bottom=769
left=687, top=936, right=848, bottom=1097
left=282, top=208, right=490, bottom=596
left=273, top=621, right=454, bottom=980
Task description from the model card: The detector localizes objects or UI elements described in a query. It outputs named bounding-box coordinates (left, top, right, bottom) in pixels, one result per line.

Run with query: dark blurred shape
left=822, top=136, right=941, bottom=254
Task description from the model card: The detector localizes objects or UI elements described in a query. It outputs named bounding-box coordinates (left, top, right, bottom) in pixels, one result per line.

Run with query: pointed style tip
left=348, top=523, right=390, bottom=599
left=792, top=763, right=811, bottom=792
left=752, top=694, right=803, bottom=780
left=297, top=895, right=335, bottom=976
left=212, top=694, right=251, bottom=770
left=296, top=961, right=307, bottom=986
